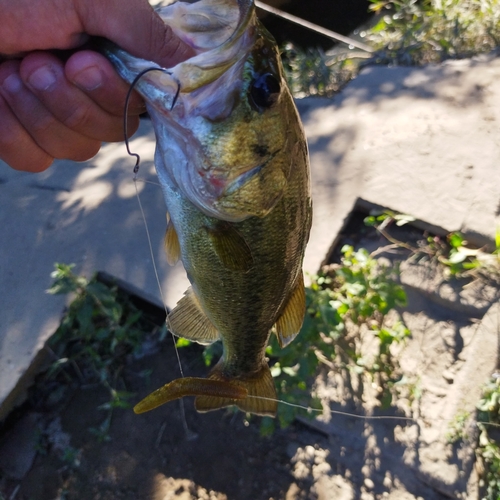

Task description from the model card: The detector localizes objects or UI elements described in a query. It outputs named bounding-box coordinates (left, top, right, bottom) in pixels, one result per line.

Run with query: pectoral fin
left=195, top=361, right=278, bottom=417
left=274, top=273, right=306, bottom=348
left=164, top=213, right=181, bottom=265
left=167, top=287, right=219, bottom=345
left=206, top=223, right=253, bottom=272
left=133, top=377, right=247, bottom=414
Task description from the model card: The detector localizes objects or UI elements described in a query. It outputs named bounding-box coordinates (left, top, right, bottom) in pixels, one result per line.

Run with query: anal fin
left=195, top=362, right=278, bottom=417
left=167, top=287, right=219, bottom=345
left=274, top=273, right=306, bottom=348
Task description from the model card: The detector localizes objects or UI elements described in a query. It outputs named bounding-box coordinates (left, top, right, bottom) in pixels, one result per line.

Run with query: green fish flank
left=100, top=0, right=312, bottom=417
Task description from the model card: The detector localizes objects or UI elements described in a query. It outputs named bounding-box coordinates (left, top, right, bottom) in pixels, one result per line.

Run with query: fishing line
left=123, top=66, right=184, bottom=372
left=122, top=67, right=192, bottom=435
left=133, top=178, right=163, bottom=188
left=248, top=395, right=500, bottom=431
left=247, top=395, right=416, bottom=423
left=254, top=1, right=375, bottom=53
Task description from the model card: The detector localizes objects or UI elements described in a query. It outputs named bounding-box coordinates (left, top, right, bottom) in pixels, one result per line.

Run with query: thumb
left=75, top=0, right=195, bottom=67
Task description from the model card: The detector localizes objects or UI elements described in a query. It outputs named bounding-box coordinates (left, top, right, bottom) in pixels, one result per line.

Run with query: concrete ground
left=1, top=52, right=499, bottom=419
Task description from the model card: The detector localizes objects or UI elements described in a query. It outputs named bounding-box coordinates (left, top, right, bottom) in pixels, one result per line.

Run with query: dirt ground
left=1, top=212, right=499, bottom=500
left=1, top=340, right=309, bottom=500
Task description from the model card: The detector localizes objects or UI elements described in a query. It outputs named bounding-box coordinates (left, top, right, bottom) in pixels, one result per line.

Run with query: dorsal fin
left=274, top=273, right=306, bottom=348
left=206, top=222, right=253, bottom=272
left=164, top=213, right=181, bottom=266
left=167, top=287, right=219, bottom=345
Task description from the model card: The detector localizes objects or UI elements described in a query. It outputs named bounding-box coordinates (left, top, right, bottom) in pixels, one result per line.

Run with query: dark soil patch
left=0, top=332, right=325, bottom=500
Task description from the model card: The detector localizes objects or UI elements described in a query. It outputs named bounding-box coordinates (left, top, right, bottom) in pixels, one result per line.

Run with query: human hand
left=0, top=0, right=195, bottom=172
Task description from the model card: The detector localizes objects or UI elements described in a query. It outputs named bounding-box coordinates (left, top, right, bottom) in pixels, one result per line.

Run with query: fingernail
left=72, top=66, right=103, bottom=91
left=28, top=66, right=57, bottom=91
left=2, top=73, right=22, bottom=93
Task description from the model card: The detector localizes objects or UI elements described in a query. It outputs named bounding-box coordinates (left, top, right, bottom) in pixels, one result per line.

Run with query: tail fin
left=195, top=362, right=278, bottom=417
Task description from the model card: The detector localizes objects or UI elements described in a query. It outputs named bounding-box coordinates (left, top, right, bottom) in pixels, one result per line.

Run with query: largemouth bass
left=100, top=0, right=312, bottom=416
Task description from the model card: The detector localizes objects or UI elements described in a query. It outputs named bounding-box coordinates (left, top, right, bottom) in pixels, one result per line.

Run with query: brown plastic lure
left=133, top=377, right=248, bottom=414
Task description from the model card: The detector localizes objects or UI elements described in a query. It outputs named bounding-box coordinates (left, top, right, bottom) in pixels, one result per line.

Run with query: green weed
left=366, top=211, right=500, bottom=282
left=437, top=231, right=500, bottom=281
left=477, top=375, right=500, bottom=500
left=368, top=0, right=500, bottom=65
left=281, top=44, right=367, bottom=98
left=280, top=0, right=500, bottom=98
left=446, top=409, right=472, bottom=443
left=260, top=245, right=409, bottom=433
left=45, top=263, right=152, bottom=440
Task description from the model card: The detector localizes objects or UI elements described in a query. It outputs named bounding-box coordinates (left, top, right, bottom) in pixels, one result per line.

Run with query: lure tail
left=133, top=377, right=247, bottom=414
left=195, top=362, right=278, bottom=417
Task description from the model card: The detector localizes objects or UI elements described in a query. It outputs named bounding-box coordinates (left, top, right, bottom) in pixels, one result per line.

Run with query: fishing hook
left=123, top=67, right=181, bottom=178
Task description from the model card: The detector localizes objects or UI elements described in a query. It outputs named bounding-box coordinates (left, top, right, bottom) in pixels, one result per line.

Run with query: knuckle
left=0, top=98, right=21, bottom=148
left=60, top=103, right=93, bottom=131
left=69, top=140, right=101, bottom=162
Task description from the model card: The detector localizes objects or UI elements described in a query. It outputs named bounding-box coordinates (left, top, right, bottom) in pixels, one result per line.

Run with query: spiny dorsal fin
left=167, top=287, right=219, bottom=345
left=274, top=273, right=306, bottom=348
left=206, top=222, right=253, bottom=272
left=164, top=213, right=181, bottom=266
left=195, top=361, right=277, bottom=417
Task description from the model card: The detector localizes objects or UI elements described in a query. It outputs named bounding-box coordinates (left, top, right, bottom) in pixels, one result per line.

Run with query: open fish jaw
left=102, top=0, right=295, bottom=222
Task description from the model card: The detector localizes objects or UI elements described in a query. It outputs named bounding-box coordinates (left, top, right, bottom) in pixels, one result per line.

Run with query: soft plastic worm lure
left=133, top=377, right=248, bottom=414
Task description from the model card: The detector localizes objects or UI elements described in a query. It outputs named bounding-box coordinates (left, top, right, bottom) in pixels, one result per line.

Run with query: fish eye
left=249, top=73, right=281, bottom=110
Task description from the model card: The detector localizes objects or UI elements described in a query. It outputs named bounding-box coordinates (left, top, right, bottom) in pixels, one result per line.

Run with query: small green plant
left=280, top=1, right=500, bottom=98
left=438, top=231, right=500, bottom=281
left=259, top=245, right=409, bottom=433
left=367, top=0, right=500, bottom=65
left=366, top=211, right=500, bottom=283
left=281, top=43, right=367, bottom=98
left=446, top=409, right=472, bottom=443
left=45, top=263, right=151, bottom=439
left=477, top=375, right=500, bottom=500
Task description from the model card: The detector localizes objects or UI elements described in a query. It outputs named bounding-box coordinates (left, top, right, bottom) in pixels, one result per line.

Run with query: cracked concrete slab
left=300, top=52, right=500, bottom=273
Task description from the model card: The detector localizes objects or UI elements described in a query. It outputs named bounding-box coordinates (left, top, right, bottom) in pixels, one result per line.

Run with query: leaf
left=448, top=250, right=468, bottom=264
left=393, top=287, right=408, bottom=307
left=175, top=338, right=191, bottom=348
left=282, top=366, right=297, bottom=377
left=344, top=282, right=366, bottom=296
left=341, top=244, right=354, bottom=256
left=76, top=298, right=95, bottom=334
left=85, top=281, right=111, bottom=297
left=364, top=216, right=377, bottom=226
left=448, top=232, right=464, bottom=249
left=377, top=328, right=394, bottom=346
left=259, top=417, right=275, bottom=437
left=394, top=214, right=416, bottom=226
